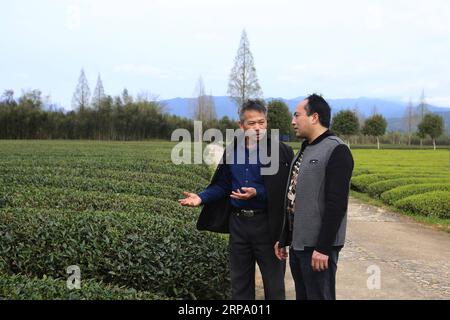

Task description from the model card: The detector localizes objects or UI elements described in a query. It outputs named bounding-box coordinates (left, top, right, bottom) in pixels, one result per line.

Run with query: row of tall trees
left=332, top=108, right=444, bottom=150
left=0, top=85, right=445, bottom=146
left=0, top=29, right=261, bottom=141
left=0, top=88, right=237, bottom=140
left=225, top=30, right=447, bottom=150
left=1, top=30, right=446, bottom=146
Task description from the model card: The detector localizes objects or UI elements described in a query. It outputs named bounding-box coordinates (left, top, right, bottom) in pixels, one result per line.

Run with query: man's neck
left=307, top=127, right=328, bottom=144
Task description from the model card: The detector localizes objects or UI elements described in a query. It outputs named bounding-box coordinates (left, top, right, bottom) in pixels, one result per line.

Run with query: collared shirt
left=286, top=152, right=303, bottom=234
left=198, top=142, right=267, bottom=209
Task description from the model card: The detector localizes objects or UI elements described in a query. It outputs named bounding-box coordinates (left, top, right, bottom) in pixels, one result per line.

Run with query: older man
left=180, top=99, right=294, bottom=300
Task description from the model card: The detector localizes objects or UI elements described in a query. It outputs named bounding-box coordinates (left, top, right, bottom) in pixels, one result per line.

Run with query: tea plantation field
left=1, top=140, right=448, bottom=299
left=0, top=140, right=230, bottom=300
left=350, top=149, right=450, bottom=221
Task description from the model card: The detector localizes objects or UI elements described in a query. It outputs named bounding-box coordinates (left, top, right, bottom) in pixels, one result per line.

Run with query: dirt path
left=256, top=197, right=450, bottom=300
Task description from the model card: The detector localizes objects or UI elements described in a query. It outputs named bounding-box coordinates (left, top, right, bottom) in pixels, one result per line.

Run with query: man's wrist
left=197, top=192, right=207, bottom=205
left=315, top=246, right=331, bottom=256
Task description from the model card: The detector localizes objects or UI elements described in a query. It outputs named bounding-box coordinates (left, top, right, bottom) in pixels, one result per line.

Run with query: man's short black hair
left=239, top=99, right=267, bottom=121
left=304, top=94, right=331, bottom=128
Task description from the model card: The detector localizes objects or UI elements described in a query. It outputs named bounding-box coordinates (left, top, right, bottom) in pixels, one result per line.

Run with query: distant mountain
left=387, top=111, right=450, bottom=134
left=161, top=95, right=450, bottom=134
left=161, top=96, right=238, bottom=119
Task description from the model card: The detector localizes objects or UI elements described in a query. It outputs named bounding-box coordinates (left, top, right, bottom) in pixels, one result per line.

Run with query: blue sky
left=1, top=0, right=449, bottom=109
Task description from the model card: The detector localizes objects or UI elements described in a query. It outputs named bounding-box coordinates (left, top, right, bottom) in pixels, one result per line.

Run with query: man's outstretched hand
left=178, top=192, right=202, bottom=207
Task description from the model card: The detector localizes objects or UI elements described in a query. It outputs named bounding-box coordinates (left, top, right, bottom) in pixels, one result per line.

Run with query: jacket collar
left=300, top=129, right=335, bottom=152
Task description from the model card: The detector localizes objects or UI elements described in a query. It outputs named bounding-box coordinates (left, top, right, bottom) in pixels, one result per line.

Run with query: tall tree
left=267, top=99, right=291, bottom=140
left=1, top=90, right=16, bottom=105
left=228, top=29, right=263, bottom=114
left=403, top=99, right=416, bottom=146
left=91, top=73, right=105, bottom=109
left=371, top=105, right=378, bottom=116
left=352, top=104, right=365, bottom=144
left=205, top=91, right=216, bottom=122
left=192, top=76, right=216, bottom=123
left=352, top=104, right=365, bottom=127
left=122, top=88, right=133, bottom=105
left=362, top=114, right=387, bottom=150
left=418, top=113, right=444, bottom=150
left=71, top=69, right=91, bottom=111
left=417, top=89, right=429, bottom=147
left=331, top=110, right=360, bottom=148
left=417, top=89, right=429, bottom=121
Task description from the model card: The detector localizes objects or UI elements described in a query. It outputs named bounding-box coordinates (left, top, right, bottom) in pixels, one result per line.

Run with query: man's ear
left=238, top=120, right=244, bottom=130
left=311, top=113, right=320, bottom=125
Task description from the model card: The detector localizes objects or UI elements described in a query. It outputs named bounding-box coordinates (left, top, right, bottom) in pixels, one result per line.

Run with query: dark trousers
left=229, top=213, right=285, bottom=300
left=289, top=248, right=339, bottom=300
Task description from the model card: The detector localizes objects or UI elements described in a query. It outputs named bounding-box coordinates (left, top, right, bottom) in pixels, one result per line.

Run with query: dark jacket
left=196, top=137, right=294, bottom=244
left=279, top=131, right=354, bottom=255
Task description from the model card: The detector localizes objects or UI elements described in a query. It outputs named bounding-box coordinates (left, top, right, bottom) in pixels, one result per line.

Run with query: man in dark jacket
left=179, top=99, right=294, bottom=300
left=275, top=94, right=354, bottom=300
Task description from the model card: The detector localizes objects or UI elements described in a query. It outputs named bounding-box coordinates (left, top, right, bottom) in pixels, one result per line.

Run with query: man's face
left=239, top=110, right=267, bottom=141
left=292, top=100, right=313, bottom=139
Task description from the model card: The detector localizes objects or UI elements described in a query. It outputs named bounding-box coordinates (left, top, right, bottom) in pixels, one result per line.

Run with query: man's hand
left=274, top=241, right=288, bottom=261
left=311, top=250, right=329, bottom=272
left=178, top=192, right=202, bottom=207
left=230, top=187, right=257, bottom=200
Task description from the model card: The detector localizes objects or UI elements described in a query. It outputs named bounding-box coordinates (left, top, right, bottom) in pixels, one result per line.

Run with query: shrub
left=352, top=168, right=371, bottom=177
left=0, top=174, right=192, bottom=201
left=351, top=174, right=405, bottom=192
left=0, top=273, right=166, bottom=300
left=366, top=178, right=450, bottom=197
left=1, top=186, right=197, bottom=223
left=0, top=208, right=230, bottom=299
left=0, top=158, right=212, bottom=182
left=394, top=191, right=450, bottom=219
left=381, top=183, right=450, bottom=205
left=351, top=174, right=445, bottom=193
left=0, top=166, right=209, bottom=192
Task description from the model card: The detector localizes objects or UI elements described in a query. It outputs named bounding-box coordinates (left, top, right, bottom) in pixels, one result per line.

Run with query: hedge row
left=0, top=174, right=193, bottom=202
left=352, top=174, right=410, bottom=192
left=0, top=186, right=197, bottom=223
left=394, top=191, right=450, bottom=219
left=366, top=178, right=450, bottom=197
left=0, top=141, right=180, bottom=161
left=351, top=174, right=444, bottom=193
left=0, top=159, right=212, bottom=181
left=0, top=166, right=209, bottom=191
left=0, top=207, right=230, bottom=299
left=0, top=273, right=166, bottom=300
left=380, top=183, right=450, bottom=205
